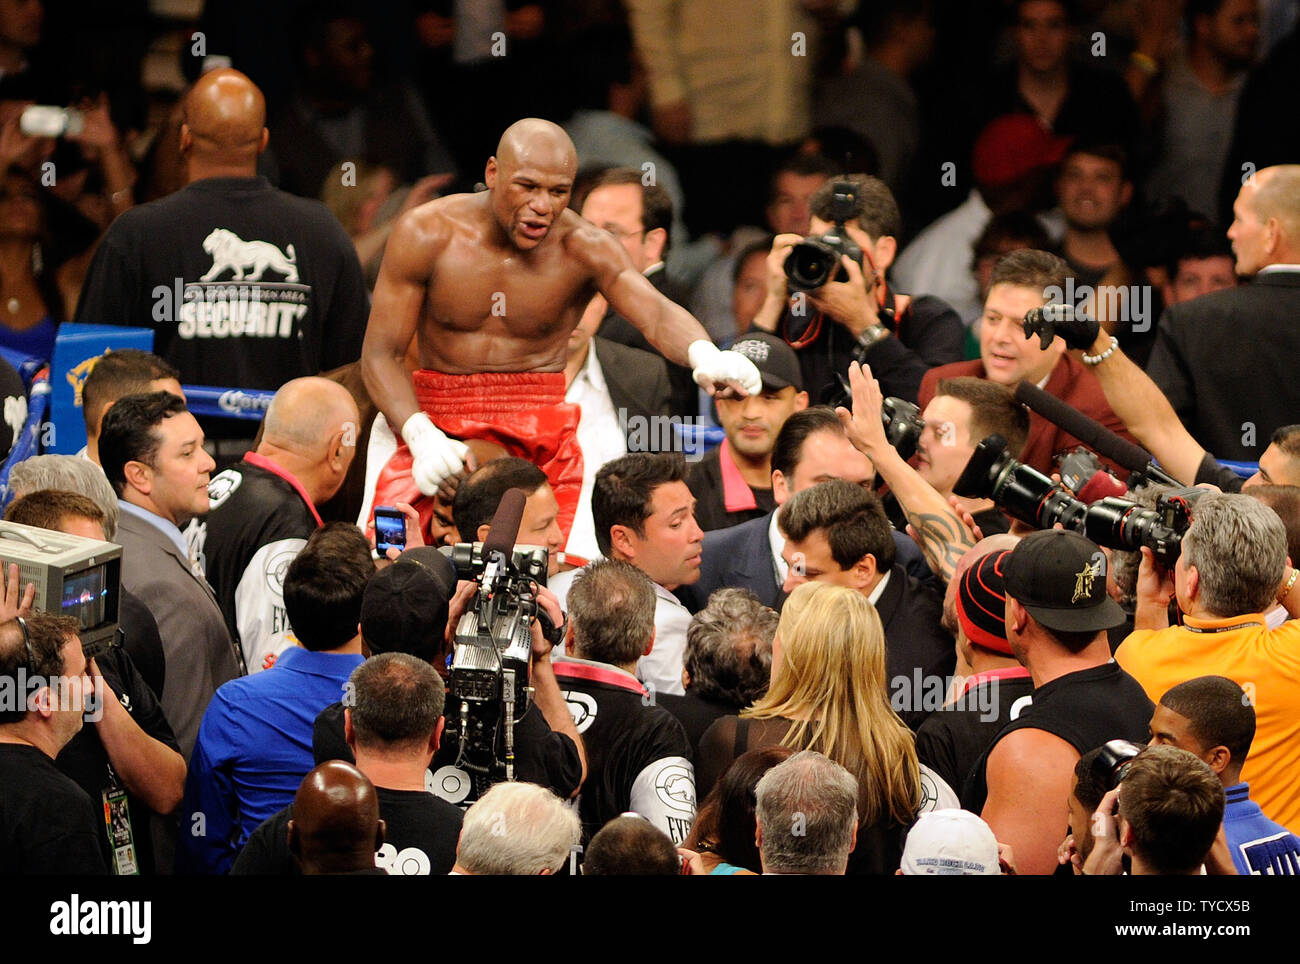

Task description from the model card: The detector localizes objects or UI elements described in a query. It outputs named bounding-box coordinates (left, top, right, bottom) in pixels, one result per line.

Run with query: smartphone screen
left=374, top=507, right=407, bottom=553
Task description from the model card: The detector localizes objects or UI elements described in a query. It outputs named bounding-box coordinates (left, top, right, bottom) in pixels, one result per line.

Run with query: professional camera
left=954, top=435, right=1203, bottom=565
left=783, top=180, right=864, bottom=292
left=881, top=396, right=924, bottom=461
left=953, top=434, right=1090, bottom=531
left=440, top=490, right=549, bottom=804
left=1091, top=739, right=1145, bottom=792
left=1057, top=448, right=1127, bottom=504
left=0, top=520, right=122, bottom=659
left=1082, top=490, right=1204, bottom=568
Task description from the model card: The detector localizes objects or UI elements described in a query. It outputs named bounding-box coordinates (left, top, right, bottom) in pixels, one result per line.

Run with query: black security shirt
left=74, top=176, right=368, bottom=390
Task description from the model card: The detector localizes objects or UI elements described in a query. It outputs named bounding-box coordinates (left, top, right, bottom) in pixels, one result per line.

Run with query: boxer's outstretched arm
left=571, top=225, right=708, bottom=367
left=362, top=209, right=439, bottom=431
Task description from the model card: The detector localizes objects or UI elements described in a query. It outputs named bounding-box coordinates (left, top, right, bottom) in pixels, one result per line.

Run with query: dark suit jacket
left=598, top=266, right=698, bottom=418
left=1146, top=270, right=1300, bottom=461
left=678, top=511, right=936, bottom=613
left=592, top=336, right=672, bottom=430
left=918, top=354, right=1138, bottom=477
left=874, top=564, right=955, bottom=731
left=116, top=509, right=242, bottom=760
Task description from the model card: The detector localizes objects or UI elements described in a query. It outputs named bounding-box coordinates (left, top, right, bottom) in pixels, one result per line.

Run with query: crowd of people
left=1, top=0, right=1300, bottom=877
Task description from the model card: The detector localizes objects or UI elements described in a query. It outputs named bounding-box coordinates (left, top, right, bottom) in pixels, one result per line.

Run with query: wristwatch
left=854, top=323, right=891, bottom=355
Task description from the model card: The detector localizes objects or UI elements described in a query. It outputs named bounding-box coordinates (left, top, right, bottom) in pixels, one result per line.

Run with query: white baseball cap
left=900, top=809, right=1000, bottom=875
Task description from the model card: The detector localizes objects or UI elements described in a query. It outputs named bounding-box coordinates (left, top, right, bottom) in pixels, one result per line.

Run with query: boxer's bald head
left=484, top=119, right=578, bottom=251
left=494, top=118, right=578, bottom=176
left=181, top=68, right=269, bottom=178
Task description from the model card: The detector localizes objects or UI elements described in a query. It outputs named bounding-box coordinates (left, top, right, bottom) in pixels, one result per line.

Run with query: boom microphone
left=1013, top=381, right=1181, bottom=485
left=482, top=488, right=527, bottom=559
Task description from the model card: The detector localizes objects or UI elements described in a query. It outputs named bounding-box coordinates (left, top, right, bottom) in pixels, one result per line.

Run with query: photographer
left=434, top=555, right=588, bottom=803
left=6, top=490, right=185, bottom=876
left=0, top=613, right=106, bottom=874
left=1116, top=493, right=1300, bottom=834
left=750, top=174, right=964, bottom=406
left=309, top=546, right=585, bottom=803
left=886, top=376, right=1028, bottom=538
left=1082, top=745, right=1226, bottom=876
left=837, top=360, right=979, bottom=583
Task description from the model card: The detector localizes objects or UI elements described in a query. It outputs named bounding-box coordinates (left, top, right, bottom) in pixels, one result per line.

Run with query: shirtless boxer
left=362, top=118, right=759, bottom=539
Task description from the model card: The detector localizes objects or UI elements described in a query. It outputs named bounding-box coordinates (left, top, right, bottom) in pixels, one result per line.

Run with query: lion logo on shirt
left=200, top=228, right=299, bottom=283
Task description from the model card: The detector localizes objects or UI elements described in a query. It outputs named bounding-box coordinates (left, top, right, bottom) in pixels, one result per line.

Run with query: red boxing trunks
left=372, top=371, right=584, bottom=543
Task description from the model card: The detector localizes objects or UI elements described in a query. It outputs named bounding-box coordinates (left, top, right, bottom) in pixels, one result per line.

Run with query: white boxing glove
left=687, top=339, right=762, bottom=397
left=401, top=412, right=469, bottom=495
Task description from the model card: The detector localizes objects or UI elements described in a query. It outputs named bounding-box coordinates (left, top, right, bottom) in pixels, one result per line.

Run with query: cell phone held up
left=374, top=506, right=407, bottom=554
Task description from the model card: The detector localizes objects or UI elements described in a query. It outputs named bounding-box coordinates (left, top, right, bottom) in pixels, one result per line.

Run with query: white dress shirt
left=564, top=343, right=627, bottom=562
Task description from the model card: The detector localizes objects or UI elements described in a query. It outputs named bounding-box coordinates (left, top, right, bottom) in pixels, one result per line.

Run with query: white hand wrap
left=401, top=412, right=469, bottom=495
left=687, top=339, right=763, bottom=396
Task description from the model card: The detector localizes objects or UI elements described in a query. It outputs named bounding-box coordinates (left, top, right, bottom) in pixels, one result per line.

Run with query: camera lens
left=785, top=242, right=834, bottom=291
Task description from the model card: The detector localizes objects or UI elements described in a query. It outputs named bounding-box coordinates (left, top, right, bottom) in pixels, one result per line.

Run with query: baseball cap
left=956, top=551, right=1012, bottom=656
left=972, top=114, right=1071, bottom=189
left=728, top=332, right=803, bottom=392
left=1002, top=530, right=1125, bottom=634
left=360, top=546, right=458, bottom=662
left=900, top=809, right=1000, bottom=875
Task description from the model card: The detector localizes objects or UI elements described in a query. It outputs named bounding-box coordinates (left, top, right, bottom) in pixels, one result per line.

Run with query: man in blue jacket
left=177, top=523, right=370, bottom=874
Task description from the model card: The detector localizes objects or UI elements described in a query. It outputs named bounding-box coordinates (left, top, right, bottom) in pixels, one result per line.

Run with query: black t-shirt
left=55, top=645, right=180, bottom=875
left=0, top=744, right=108, bottom=874
left=685, top=446, right=777, bottom=533
left=962, top=660, right=1154, bottom=812
left=74, top=176, right=368, bottom=391
left=230, top=785, right=463, bottom=875
left=656, top=690, right=742, bottom=761
left=313, top=698, right=584, bottom=802
left=554, top=661, right=695, bottom=845
left=914, top=672, right=1035, bottom=793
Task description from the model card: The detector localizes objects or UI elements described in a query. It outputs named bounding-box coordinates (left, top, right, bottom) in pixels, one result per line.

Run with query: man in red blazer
left=918, top=250, right=1136, bottom=476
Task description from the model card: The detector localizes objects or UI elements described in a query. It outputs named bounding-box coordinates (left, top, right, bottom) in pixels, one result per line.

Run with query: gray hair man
left=9, top=454, right=120, bottom=537
left=451, top=781, right=580, bottom=875
left=754, top=750, right=859, bottom=875
left=555, top=559, right=696, bottom=845
left=1118, top=492, right=1300, bottom=834
left=658, top=587, right=775, bottom=754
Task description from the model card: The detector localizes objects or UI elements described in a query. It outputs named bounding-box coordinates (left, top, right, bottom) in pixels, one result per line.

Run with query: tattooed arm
left=837, top=361, right=975, bottom=583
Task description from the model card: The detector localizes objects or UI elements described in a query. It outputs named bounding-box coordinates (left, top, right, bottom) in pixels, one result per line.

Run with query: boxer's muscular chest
left=424, top=234, right=593, bottom=341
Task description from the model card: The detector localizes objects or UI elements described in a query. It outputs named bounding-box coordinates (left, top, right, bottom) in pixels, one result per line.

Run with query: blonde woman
left=696, top=581, right=951, bottom=873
